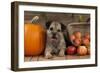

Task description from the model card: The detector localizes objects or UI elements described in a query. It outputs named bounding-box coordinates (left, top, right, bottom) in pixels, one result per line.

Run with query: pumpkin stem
left=31, top=16, right=39, bottom=24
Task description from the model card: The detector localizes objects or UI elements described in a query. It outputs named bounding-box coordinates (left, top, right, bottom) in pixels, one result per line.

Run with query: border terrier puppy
left=45, top=21, right=66, bottom=59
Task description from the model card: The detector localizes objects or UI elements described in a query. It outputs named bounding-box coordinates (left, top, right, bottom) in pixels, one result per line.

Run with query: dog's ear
left=46, top=21, right=52, bottom=29
left=60, top=23, right=66, bottom=32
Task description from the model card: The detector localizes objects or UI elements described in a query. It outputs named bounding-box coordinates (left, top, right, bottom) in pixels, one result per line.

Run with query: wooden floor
left=25, top=55, right=90, bottom=62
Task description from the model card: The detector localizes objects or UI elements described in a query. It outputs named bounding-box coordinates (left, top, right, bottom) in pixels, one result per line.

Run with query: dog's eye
left=57, top=29, right=61, bottom=32
left=50, top=28, right=53, bottom=31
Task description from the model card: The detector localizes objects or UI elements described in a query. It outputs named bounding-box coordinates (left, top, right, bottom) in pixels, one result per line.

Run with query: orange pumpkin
left=24, top=21, right=46, bottom=56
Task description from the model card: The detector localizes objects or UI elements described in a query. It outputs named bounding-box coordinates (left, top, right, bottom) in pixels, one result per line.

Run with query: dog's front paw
left=45, top=53, right=53, bottom=59
left=58, top=50, right=65, bottom=57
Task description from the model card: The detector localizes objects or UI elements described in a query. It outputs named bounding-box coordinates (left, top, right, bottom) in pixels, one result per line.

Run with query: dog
left=44, top=21, right=66, bottom=59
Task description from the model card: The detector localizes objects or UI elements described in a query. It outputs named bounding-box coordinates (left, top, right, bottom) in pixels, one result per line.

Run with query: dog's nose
left=53, top=33, right=56, bottom=36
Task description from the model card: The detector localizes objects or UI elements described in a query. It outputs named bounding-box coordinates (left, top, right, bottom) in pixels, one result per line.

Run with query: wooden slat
left=52, top=55, right=66, bottom=60
left=24, top=57, right=32, bottom=61
left=24, top=55, right=90, bottom=61
left=31, top=56, right=39, bottom=61
left=66, top=55, right=90, bottom=60
left=38, top=55, right=52, bottom=61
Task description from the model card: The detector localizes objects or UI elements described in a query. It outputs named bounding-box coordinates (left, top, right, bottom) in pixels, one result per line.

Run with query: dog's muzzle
left=52, top=33, right=57, bottom=39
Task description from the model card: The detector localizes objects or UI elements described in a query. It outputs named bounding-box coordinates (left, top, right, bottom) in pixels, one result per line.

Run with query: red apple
left=84, top=32, right=90, bottom=40
left=87, top=48, right=90, bottom=55
left=87, top=46, right=90, bottom=55
left=66, top=46, right=77, bottom=55
left=82, top=38, right=90, bottom=46
left=73, top=38, right=81, bottom=47
left=70, top=35, right=75, bottom=41
left=77, top=46, right=88, bottom=56
left=74, top=31, right=81, bottom=39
